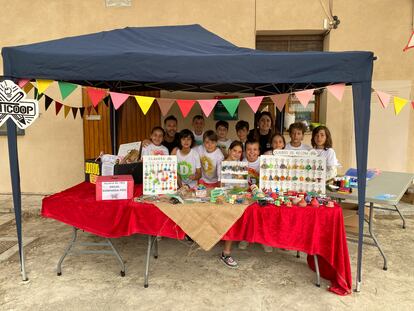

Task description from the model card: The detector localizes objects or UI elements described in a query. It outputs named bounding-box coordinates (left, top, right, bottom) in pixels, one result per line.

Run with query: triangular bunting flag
left=135, top=95, right=155, bottom=115
left=44, top=95, right=53, bottom=111
left=176, top=100, right=196, bottom=118
left=403, top=31, right=414, bottom=51
left=221, top=98, right=240, bottom=117
left=64, top=105, right=71, bottom=118
left=103, top=96, right=110, bottom=107
left=79, top=107, right=85, bottom=118
left=55, top=102, right=63, bottom=116
left=17, top=79, right=30, bottom=88
left=198, top=99, right=218, bottom=117
left=394, top=97, right=408, bottom=115
left=36, top=79, right=54, bottom=94
left=58, top=81, right=78, bottom=100
left=23, top=83, right=33, bottom=93
left=326, top=83, right=346, bottom=101
left=295, top=89, right=314, bottom=108
left=109, top=92, right=130, bottom=110
left=72, top=107, right=78, bottom=119
left=87, top=87, right=107, bottom=107
left=375, top=90, right=391, bottom=108
left=33, top=88, right=44, bottom=100
left=86, top=106, right=93, bottom=115
left=157, top=98, right=176, bottom=116
left=270, top=93, right=289, bottom=112
left=412, top=101, right=414, bottom=110
left=244, top=96, right=264, bottom=113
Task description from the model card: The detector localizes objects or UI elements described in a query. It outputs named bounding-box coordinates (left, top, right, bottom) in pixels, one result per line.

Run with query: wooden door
left=83, top=89, right=161, bottom=159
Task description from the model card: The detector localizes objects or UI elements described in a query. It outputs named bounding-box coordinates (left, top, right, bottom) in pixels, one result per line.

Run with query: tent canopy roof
left=2, top=24, right=373, bottom=87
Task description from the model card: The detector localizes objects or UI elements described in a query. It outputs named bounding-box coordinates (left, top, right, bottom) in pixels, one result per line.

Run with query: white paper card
left=101, top=181, right=128, bottom=200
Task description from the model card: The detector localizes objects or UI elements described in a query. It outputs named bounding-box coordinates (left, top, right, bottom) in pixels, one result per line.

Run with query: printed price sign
left=0, top=80, right=38, bottom=129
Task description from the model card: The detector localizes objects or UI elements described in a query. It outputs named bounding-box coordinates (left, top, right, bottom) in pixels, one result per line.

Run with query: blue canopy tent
left=2, top=24, right=373, bottom=290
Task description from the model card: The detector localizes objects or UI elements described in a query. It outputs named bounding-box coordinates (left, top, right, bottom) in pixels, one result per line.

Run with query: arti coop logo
left=0, top=80, right=39, bottom=129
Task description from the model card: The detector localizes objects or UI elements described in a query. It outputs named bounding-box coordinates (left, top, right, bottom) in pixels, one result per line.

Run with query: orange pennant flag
left=135, top=95, right=155, bottom=115
left=295, top=89, right=314, bottom=108
left=157, top=98, right=175, bottom=116
left=270, top=93, right=289, bottom=112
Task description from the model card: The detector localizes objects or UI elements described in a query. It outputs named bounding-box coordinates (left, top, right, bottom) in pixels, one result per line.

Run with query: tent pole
left=352, top=81, right=372, bottom=292
left=109, top=103, right=117, bottom=154
left=6, top=119, right=28, bottom=281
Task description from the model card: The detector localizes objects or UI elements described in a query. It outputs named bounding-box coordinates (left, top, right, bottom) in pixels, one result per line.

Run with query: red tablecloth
left=42, top=182, right=351, bottom=295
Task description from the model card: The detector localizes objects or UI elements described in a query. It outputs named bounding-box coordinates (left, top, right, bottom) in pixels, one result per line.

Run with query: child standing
left=172, top=129, right=201, bottom=189
left=141, top=127, right=169, bottom=156
left=196, top=130, right=224, bottom=187
left=285, top=122, right=311, bottom=150
left=216, top=120, right=232, bottom=157
left=235, top=120, right=249, bottom=159
left=192, top=115, right=205, bottom=146
left=311, top=125, right=340, bottom=180
left=220, top=140, right=244, bottom=268
left=264, top=133, right=286, bottom=155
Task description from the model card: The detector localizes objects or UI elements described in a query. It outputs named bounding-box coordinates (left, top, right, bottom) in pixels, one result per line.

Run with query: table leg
left=393, top=204, right=406, bottom=229
left=313, top=255, right=321, bottom=287
left=144, top=235, right=153, bottom=288
left=296, top=251, right=300, bottom=258
left=368, top=203, right=388, bottom=270
left=107, top=239, right=126, bottom=277
left=153, top=237, right=159, bottom=259
left=57, top=227, right=78, bottom=276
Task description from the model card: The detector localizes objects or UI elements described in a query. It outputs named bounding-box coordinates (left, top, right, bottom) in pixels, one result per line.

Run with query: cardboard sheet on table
left=155, top=202, right=248, bottom=251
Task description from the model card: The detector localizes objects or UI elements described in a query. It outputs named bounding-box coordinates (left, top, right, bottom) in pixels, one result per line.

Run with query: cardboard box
left=341, top=202, right=372, bottom=235
left=85, top=160, right=143, bottom=184
left=96, top=175, right=134, bottom=201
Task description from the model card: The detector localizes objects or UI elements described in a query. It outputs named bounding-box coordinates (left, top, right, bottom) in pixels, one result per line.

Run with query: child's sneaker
left=220, top=253, right=238, bottom=268
left=238, top=241, right=249, bottom=249
left=262, top=245, right=273, bottom=253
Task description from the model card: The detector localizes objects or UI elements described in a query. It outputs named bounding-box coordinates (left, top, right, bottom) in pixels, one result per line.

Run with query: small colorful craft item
left=311, top=197, right=320, bottom=208
left=195, top=184, right=207, bottom=198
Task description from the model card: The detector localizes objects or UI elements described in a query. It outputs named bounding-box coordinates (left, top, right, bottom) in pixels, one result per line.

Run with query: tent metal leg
left=393, top=204, right=406, bottom=229
left=57, top=227, right=125, bottom=276
left=144, top=235, right=154, bottom=288
left=368, top=203, right=387, bottom=270
left=313, top=255, right=321, bottom=287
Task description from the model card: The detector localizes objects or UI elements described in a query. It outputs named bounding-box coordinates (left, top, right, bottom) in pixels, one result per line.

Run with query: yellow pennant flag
left=36, top=79, right=54, bottom=94
left=394, top=96, right=408, bottom=115
left=135, top=95, right=155, bottom=115
left=64, top=105, right=71, bottom=118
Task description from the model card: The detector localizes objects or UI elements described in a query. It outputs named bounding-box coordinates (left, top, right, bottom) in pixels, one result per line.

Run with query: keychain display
left=220, top=161, right=249, bottom=191
left=143, top=155, right=177, bottom=195
left=259, top=150, right=327, bottom=195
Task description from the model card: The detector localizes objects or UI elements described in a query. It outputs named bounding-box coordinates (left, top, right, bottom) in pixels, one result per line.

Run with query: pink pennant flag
left=375, top=90, right=391, bottom=108
left=176, top=100, right=196, bottom=118
left=295, top=89, right=314, bottom=108
left=87, top=87, right=107, bottom=107
left=17, top=79, right=30, bottom=88
left=157, top=98, right=176, bottom=116
left=403, top=31, right=414, bottom=51
left=109, top=92, right=129, bottom=110
left=270, top=93, right=289, bottom=112
left=244, top=96, right=264, bottom=113
left=412, top=101, right=414, bottom=110
left=198, top=99, right=218, bottom=117
left=326, top=83, right=346, bottom=101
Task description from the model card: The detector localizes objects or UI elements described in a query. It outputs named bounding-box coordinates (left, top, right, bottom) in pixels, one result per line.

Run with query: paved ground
left=0, top=195, right=413, bottom=310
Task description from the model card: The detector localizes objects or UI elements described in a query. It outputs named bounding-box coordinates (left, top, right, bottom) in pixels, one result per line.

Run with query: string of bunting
left=17, top=79, right=414, bottom=120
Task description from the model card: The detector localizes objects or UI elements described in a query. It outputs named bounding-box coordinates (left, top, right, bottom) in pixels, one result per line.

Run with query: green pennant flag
left=58, top=81, right=78, bottom=100
left=221, top=98, right=240, bottom=117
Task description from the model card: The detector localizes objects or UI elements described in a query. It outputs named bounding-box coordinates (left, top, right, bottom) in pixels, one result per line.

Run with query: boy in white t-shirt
left=285, top=122, right=312, bottom=150
left=216, top=120, right=232, bottom=158
left=172, top=129, right=201, bottom=189
left=141, top=127, right=169, bottom=157
left=192, top=115, right=205, bottom=146
left=195, top=130, right=224, bottom=187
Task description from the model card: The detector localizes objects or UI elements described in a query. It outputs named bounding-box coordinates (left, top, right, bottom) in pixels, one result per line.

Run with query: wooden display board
left=143, top=155, right=177, bottom=195
left=259, top=150, right=326, bottom=194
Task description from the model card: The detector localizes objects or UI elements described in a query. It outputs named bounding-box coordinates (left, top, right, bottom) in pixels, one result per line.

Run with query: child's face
left=290, top=129, right=304, bottom=145
left=181, top=136, right=193, bottom=149
left=193, top=118, right=204, bottom=134
left=216, top=126, right=228, bottom=140
left=151, top=130, right=164, bottom=146
left=246, top=143, right=260, bottom=162
left=314, top=130, right=327, bottom=148
left=228, top=145, right=243, bottom=161
left=258, top=115, right=272, bottom=132
left=272, top=136, right=285, bottom=150
left=237, top=128, right=248, bottom=142
left=203, top=138, right=217, bottom=153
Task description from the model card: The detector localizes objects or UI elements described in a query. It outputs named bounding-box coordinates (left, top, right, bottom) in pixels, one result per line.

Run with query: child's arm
left=190, top=168, right=201, bottom=181
left=171, top=147, right=178, bottom=155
